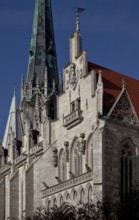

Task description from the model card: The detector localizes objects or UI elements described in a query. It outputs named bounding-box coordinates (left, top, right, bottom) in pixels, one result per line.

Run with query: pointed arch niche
left=70, top=137, right=82, bottom=176
left=86, top=134, right=93, bottom=171
left=59, top=148, right=67, bottom=181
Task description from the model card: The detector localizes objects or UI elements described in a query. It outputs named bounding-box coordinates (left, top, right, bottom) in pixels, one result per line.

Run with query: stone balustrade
left=63, top=110, right=83, bottom=129
left=42, top=171, right=93, bottom=198
left=0, top=163, right=11, bottom=175
left=30, top=141, right=43, bottom=156
left=14, top=154, right=27, bottom=167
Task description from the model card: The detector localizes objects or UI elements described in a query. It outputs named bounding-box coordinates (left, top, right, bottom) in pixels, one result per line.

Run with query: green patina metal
left=27, top=0, right=58, bottom=93
left=27, top=0, right=39, bottom=83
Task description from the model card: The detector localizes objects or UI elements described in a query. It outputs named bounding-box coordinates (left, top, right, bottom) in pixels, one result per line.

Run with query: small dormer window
left=71, top=98, right=81, bottom=113
left=77, top=98, right=81, bottom=110
left=64, top=98, right=83, bottom=129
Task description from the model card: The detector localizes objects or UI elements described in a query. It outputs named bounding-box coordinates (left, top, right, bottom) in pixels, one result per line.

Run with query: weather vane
left=73, top=7, right=86, bottom=32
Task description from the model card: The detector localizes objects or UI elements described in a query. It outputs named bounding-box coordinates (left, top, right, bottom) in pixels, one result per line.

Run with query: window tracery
left=74, top=146, right=82, bottom=176
left=121, top=142, right=133, bottom=200
left=109, top=91, right=137, bottom=126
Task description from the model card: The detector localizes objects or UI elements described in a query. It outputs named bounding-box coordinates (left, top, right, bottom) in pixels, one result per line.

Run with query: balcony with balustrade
left=30, top=141, right=43, bottom=157
left=63, top=110, right=83, bottom=129
left=14, top=154, right=27, bottom=168
left=0, top=163, right=11, bottom=176
left=42, top=171, right=93, bottom=198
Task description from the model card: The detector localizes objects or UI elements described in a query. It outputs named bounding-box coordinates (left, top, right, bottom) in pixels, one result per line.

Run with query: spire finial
left=121, top=78, right=126, bottom=89
left=13, top=84, right=16, bottom=96
left=73, top=7, right=85, bottom=33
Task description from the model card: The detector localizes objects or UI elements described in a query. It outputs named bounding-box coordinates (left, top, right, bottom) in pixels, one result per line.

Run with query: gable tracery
left=109, top=91, right=138, bottom=126
left=70, top=137, right=86, bottom=177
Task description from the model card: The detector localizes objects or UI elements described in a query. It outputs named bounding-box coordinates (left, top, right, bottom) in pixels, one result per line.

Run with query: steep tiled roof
left=88, top=62, right=139, bottom=118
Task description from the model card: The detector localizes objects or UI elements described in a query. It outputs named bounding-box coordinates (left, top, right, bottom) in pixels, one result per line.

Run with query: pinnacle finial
left=73, top=7, right=85, bottom=33
left=36, top=78, right=40, bottom=89
left=13, top=84, right=16, bottom=96
left=121, top=78, right=126, bottom=89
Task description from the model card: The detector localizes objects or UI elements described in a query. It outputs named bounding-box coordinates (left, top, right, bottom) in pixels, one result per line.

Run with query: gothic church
left=0, top=0, right=139, bottom=219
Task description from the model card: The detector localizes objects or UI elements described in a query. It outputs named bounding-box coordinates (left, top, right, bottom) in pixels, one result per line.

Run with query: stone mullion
left=124, top=156, right=128, bottom=196
left=129, top=157, right=132, bottom=190
left=121, top=155, right=125, bottom=199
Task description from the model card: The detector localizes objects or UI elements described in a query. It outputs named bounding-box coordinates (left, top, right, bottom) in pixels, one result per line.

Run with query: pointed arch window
left=121, top=143, right=133, bottom=200
left=47, top=200, right=51, bottom=211
left=74, top=153, right=82, bottom=176
left=60, top=196, right=63, bottom=206
left=88, top=186, right=93, bottom=204
left=66, top=193, right=70, bottom=201
left=71, top=139, right=83, bottom=177
left=73, top=191, right=77, bottom=201
left=80, top=188, right=85, bottom=203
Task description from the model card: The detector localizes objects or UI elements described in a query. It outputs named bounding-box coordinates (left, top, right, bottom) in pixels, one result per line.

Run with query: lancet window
left=66, top=193, right=70, bottom=201
left=59, top=196, right=63, bottom=206
left=53, top=198, right=57, bottom=206
left=71, top=139, right=83, bottom=177
left=73, top=191, right=77, bottom=201
left=88, top=186, right=93, bottom=204
left=121, top=143, right=133, bottom=199
left=80, top=188, right=85, bottom=203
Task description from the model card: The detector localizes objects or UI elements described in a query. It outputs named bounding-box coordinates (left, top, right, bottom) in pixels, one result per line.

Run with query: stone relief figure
left=69, top=63, right=78, bottom=90
left=52, top=147, right=58, bottom=167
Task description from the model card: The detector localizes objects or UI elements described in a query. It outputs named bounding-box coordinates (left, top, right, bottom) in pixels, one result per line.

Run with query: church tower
left=27, top=0, right=58, bottom=92
left=21, top=0, right=59, bottom=132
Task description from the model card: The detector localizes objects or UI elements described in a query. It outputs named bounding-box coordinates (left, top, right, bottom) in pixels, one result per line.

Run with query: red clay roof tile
left=88, top=62, right=139, bottom=118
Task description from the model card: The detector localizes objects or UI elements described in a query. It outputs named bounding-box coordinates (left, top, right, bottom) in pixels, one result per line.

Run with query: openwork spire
left=27, top=0, right=58, bottom=95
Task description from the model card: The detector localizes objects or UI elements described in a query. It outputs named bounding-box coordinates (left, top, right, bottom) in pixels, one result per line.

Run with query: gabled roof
left=2, top=92, right=23, bottom=149
left=88, top=62, right=139, bottom=118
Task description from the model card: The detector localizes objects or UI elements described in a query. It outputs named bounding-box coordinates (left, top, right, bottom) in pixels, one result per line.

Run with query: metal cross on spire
left=73, top=7, right=85, bottom=33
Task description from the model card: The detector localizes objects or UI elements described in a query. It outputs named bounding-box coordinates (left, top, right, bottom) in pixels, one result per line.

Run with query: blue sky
left=0, top=0, right=139, bottom=138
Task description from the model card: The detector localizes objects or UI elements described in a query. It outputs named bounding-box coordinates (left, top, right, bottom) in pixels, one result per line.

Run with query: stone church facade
left=0, top=0, right=139, bottom=219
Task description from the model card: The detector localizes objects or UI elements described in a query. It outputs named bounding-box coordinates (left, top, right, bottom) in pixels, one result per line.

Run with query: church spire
left=2, top=89, right=23, bottom=149
left=27, top=0, right=58, bottom=95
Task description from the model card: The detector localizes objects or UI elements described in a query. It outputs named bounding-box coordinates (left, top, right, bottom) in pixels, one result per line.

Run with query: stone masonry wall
left=10, top=171, right=19, bottom=219
left=103, top=120, right=139, bottom=197
left=0, top=179, right=5, bottom=220
left=26, top=164, right=34, bottom=217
